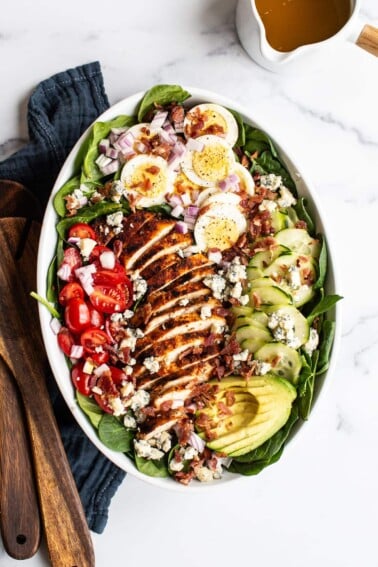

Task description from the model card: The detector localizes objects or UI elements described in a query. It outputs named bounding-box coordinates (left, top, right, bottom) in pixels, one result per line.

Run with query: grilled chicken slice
left=135, top=331, right=212, bottom=367
left=143, top=297, right=221, bottom=335
left=141, top=252, right=183, bottom=281
left=146, top=254, right=214, bottom=294
left=149, top=363, right=214, bottom=408
left=135, top=313, right=226, bottom=356
left=137, top=410, right=185, bottom=441
left=133, top=231, right=193, bottom=275
left=122, top=210, right=155, bottom=235
left=122, top=217, right=176, bottom=270
left=147, top=281, right=211, bottom=315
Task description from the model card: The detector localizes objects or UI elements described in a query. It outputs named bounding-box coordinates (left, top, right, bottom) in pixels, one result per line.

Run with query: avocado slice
left=196, top=374, right=296, bottom=457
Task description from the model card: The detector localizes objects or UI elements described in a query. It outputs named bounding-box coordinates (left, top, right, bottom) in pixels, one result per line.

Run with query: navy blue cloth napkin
left=0, top=62, right=126, bottom=534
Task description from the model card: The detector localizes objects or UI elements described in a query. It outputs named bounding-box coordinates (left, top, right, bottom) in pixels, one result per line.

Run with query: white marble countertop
left=2, top=1, right=378, bottom=566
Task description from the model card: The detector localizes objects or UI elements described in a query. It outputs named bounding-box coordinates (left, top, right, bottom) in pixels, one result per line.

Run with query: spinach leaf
left=316, top=320, right=336, bottom=375
left=231, top=405, right=299, bottom=465
left=307, top=294, right=342, bottom=325
left=56, top=201, right=130, bottom=239
left=244, top=125, right=278, bottom=157
left=294, top=197, right=315, bottom=235
left=298, top=351, right=319, bottom=420
left=53, top=175, right=81, bottom=217
left=249, top=148, right=296, bottom=193
left=98, top=414, right=134, bottom=452
left=82, top=115, right=136, bottom=182
left=229, top=446, right=284, bottom=476
left=146, top=203, right=172, bottom=216
left=76, top=392, right=104, bottom=429
left=227, top=108, right=245, bottom=147
left=314, top=236, right=327, bottom=290
left=30, top=291, right=60, bottom=319
left=134, top=454, right=169, bottom=478
left=46, top=255, right=58, bottom=304
left=137, top=85, right=191, bottom=122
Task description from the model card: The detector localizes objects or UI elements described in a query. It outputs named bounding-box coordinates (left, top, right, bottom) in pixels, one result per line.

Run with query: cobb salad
left=40, top=85, right=341, bottom=484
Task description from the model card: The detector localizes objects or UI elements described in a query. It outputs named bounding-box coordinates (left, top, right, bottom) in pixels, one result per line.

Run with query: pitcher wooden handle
left=356, top=24, right=378, bottom=57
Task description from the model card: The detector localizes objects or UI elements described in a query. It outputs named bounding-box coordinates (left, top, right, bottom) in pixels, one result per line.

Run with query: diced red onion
left=78, top=196, right=88, bottom=207
left=208, top=250, right=222, bottom=264
left=183, top=216, right=196, bottom=230
left=57, top=263, right=72, bottom=281
left=185, top=205, right=199, bottom=218
left=167, top=193, right=183, bottom=207
left=94, top=363, right=110, bottom=377
left=150, top=110, right=168, bottom=129
left=100, top=250, right=116, bottom=270
left=171, top=204, right=184, bottom=218
left=106, top=147, right=120, bottom=160
left=186, top=138, right=204, bottom=152
left=175, top=221, right=188, bottom=234
left=95, top=154, right=112, bottom=168
left=67, top=236, right=80, bottom=245
left=180, top=193, right=191, bottom=207
left=217, top=456, right=232, bottom=468
left=163, top=121, right=176, bottom=135
left=50, top=317, right=62, bottom=335
left=134, top=141, right=147, bottom=153
left=109, top=131, right=120, bottom=146
left=75, top=264, right=96, bottom=295
left=122, top=147, right=136, bottom=159
left=99, top=138, right=110, bottom=154
left=189, top=432, right=206, bottom=453
left=70, top=345, right=84, bottom=359
left=159, top=128, right=175, bottom=144
left=174, top=120, right=184, bottom=134
left=101, top=160, right=120, bottom=176
left=174, top=141, right=186, bottom=157
left=114, top=131, right=134, bottom=150
left=218, top=173, right=239, bottom=192
left=111, top=127, right=128, bottom=135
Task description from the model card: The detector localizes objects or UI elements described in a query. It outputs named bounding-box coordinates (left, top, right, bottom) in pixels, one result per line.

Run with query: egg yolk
left=203, top=217, right=239, bottom=250
left=192, top=144, right=231, bottom=184
left=173, top=172, right=201, bottom=196
left=186, top=109, right=227, bottom=138
left=128, top=164, right=166, bottom=197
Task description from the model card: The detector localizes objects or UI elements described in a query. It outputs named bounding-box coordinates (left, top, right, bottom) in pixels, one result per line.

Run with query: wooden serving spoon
left=0, top=182, right=95, bottom=567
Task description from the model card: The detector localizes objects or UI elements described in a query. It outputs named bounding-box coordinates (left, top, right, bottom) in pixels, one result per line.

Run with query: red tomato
left=88, top=304, right=104, bottom=328
left=71, top=362, right=94, bottom=396
left=93, top=263, right=128, bottom=286
left=58, top=247, right=82, bottom=282
left=90, top=351, right=110, bottom=365
left=89, top=284, right=129, bottom=314
left=57, top=327, right=75, bottom=356
left=58, top=282, right=84, bottom=306
left=93, top=366, right=127, bottom=413
left=64, top=297, right=91, bottom=334
left=89, top=245, right=112, bottom=262
left=80, top=327, right=110, bottom=355
left=68, top=223, right=96, bottom=240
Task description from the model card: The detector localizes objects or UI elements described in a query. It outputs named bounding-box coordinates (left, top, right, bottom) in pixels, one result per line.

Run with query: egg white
left=182, top=135, right=236, bottom=188
left=121, top=154, right=171, bottom=207
left=234, top=163, right=255, bottom=196
left=194, top=202, right=247, bottom=252
left=200, top=191, right=242, bottom=209
left=184, top=103, right=239, bottom=147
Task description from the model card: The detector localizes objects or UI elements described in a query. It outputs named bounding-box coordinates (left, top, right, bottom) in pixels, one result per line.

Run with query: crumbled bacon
left=175, top=419, right=194, bottom=445
left=221, top=336, right=241, bottom=356
left=217, top=401, right=233, bottom=416
left=295, top=220, right=307, bottom=230
left=171, top=105, right=185, bottom=124
left=225, top=390, right=236, bottom=407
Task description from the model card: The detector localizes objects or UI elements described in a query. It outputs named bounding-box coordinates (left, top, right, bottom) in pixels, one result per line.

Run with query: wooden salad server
left=0, top=355, right=41, bottom=559
left=0, top=182, right=95, bottom=567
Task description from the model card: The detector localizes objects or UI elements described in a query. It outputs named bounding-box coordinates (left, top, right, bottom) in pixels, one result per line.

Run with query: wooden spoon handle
left=14, top=346, right=95, bottom=567
left=356, top=24, right=378, bottom=57
left=0, top=356, right=41, bottom=559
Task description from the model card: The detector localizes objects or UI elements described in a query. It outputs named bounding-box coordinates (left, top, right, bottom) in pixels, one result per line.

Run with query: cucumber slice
left=275, top=228, right=320, bottom=258
left=232, top=305, right=254, bottom=317
left=250, top=276, right=276, bottom=288
left=233, top=313, right=269, bottom=331
left=250, top=286, right=292, bottom=309
left=248, top=244, right=290, bottom=271
left=236, top=324, right=272, bottom=348
left=263, top=254, right=317, bottom=307
left=265, top=305, right=310, bottom=347
left=270, top=210, right=295, bottom=232
left=254, top=343, right=302, bottom=383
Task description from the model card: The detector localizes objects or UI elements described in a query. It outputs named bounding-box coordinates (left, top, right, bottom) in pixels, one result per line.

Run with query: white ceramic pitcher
left=236, top=0, right=378, bottom=72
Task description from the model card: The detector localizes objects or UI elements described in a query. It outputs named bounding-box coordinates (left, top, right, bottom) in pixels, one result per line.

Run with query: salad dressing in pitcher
left=255, top=0, right=352, bottom=52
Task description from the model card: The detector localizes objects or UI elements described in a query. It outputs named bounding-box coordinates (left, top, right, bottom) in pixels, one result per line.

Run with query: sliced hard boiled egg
left=200, top=191, right=242, bottom=209
left=121, top=154, right=171, bottom=207
left=234, top=163, right=255, bottom=196
left=182, top=135, right=236, bottom=188
left=184, top=103, right=239, bottom=147
left=171, top=171, right=202, bottom=201
left=194, top=203, right=247, bottom=252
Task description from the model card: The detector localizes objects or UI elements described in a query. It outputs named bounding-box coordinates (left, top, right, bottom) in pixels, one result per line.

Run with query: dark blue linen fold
left=0, top=61, right=126, bottom=534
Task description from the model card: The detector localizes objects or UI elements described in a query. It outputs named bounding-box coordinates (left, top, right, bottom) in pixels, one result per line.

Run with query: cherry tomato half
left=89, top=284, right=131, bottom=314
left=64, top=297, right=91, bottom=334
left=80, top=327, right=110, bottom=355
left=90, top=351, right=110, bottom=365
left=71, top=362, right=95, bottom=396
left=58, top=282, right=84, bottom=306
left=68, top=222, right=96, bottom=240
left=93, top=366, right=127, bottom=413
left=93, top=263, right=128, bottom=286
left=89, top=245, right=112, bottom=262
left=88, top=304, right=104, bottom=328
left=57, top=327, right=75, bottom=356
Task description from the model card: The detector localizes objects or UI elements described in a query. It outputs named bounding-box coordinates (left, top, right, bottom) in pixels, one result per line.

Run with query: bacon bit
left=120, top=346, right=131, bottom=364
left=213, top=307, right=229, bottom=318
left=270, top=355, right=281, bottom=367
left=213, top=358, right=226, bottom=379
left=174, top=470, right=196, bottom=485
left=252, top=291, right=261, bottom=308
left=112, top=239, right=123, bottom=258
left=221, top=336, right=241, bottom=356
left=204, top=333, right=217, bottom=347
left=145, top=165, right=160, bottom=175
left=171, top=105, right=185, bottom=124
left=295, top=220, right=307, bottom=230
left=175, top=419, right=194, bottom=445
left=206, top=456, right=219, bottom=472
left=225, top=390, right=236, bottom=407
left=251, top=236, right=277, bottom=254
left=241, top=154, right=250, bottom=168
left=217, top=401, right=233, bottom=416
left=96, top=373, right=117, bottom=396
left=160, top=400, right=173, bottom=413
left=141, top=406, right=157, bottom=417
